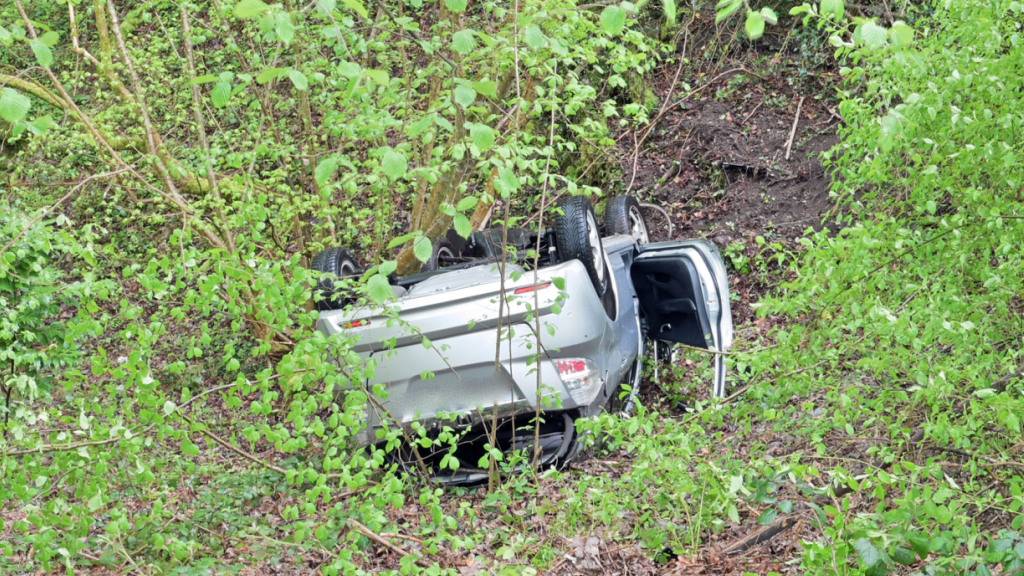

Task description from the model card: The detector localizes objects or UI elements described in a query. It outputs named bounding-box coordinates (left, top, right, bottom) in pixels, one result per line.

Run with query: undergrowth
left=1, top=0, right=1022, bottom=574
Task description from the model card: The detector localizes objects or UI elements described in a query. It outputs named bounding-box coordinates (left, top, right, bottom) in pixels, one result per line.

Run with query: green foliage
left=715, top=0, right=783, bottom=39
left=2, top=0, right=1021, bottom=573
left=0, top=209, right=107, bottom=432
left=0, top=88, right=30, bottom=124
left=0, top=0, right=662, bottom=571
left=738, top=1, right=1024, bottom=573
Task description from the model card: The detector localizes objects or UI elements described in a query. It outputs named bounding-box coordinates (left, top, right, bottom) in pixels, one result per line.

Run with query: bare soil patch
left=627, top=63, right=839, bottom=324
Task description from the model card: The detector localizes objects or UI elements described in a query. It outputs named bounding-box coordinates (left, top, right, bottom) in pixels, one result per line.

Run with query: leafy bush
left=740, top=1, right=1024, bottom=573
left=0, top=0, right=666, bottom=571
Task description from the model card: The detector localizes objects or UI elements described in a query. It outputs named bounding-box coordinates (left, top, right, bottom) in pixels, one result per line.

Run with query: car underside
left=312, top=195, right=734, bottom=484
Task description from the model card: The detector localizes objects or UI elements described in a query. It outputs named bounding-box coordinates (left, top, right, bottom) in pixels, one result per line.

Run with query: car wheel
left=605, top=195, right=650, bottom=244
left=421, top=238, right=458, bottom=272
left=554, top=196, right=609, bottom=297
left=310, top=247, right=361, bottom=310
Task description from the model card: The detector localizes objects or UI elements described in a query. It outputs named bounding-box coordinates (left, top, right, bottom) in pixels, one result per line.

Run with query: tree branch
left=0, top=74, right=65, bottom=109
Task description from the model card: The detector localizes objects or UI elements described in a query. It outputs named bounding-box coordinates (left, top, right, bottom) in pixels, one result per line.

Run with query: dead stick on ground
left=740, top=99, right=765, bottom=125
left=723, top=515, right=798, bottom=555
left=347, top=519, right=431, bottom=567
left=784, top=96, right=805, bottom=161
left=179, top=413, right=289, bottom=475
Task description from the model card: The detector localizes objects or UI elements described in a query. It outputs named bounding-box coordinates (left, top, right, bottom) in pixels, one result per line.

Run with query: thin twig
left=347, top=518, right=430, bottom=567
left=5, top=428, right=151, bottom=457
left=784, top=96, right=805, bottom=161
left=638, top=202, right=674, bottom=237
left=531, top=61, right=558, bottom=468
left=0, top=169, right=127, bottom=255
left=180, top=4, right=235, bottom=252
left=740, top=99, right=765, bottom=125
left=178, top=413, right=289, bottom=475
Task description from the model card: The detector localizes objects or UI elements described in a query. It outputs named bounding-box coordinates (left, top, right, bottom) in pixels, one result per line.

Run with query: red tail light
left=512, top=281, right=552, bottom=295
left=556, top=358, right=588, bottom=375
left=342, top=319, right=370, bottom=329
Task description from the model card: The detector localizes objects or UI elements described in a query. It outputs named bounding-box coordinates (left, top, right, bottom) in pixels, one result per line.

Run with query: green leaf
left=439, top=203, right=457, bottom=217
left=744, top=10, right=765, bottom=40
left=1005, top=411, right=1021, bottom=434
left=274, top=11, right=296, bottom=44
left=600, top=5, right=627, bottom=35
left=256, top=67, right=286, bottom=83
left=342, top=0, right=369, bottom=18
left=889, top=20, right=914, bottom=46
left=87, top=492, right=104, bottom=512
left=853, top=538, right=885, bottom=569
left=413, top=236, right=432, bottom=263
left=453, top=214, right=472, bottom=238
left=495, top=165, right=519, bottom=198
left=471, top=79, right=498, bottom=99
left=387, top=232, right=417, bottom=249
left=163, top=400, right=177, bottom=415
left=27, top=115, right=54, bottom=135
left=29, top=39, right=53, bottom=67
left=316, top=0, right=337, bottom=16
left=452, top=29, right=476, bottom=55
left=760, top=6, right=778, bottom=25
left=456, top=196, right=478, bottom=211
left=211, top=80, right=232, bottom=107
left=234, top=0, right=269, bottom=19
left=0, top=88, right=31, bottom=123
left=365, top=69, right=389, bottom=86
left=454, top=84, right=476, bottom=108
left=858, top=21, right=888, bottom=49
left=445, top=0, right=468, bottom=12
left=381, top=148, right=408, bottom=179
left=524, top=25, right=548, bottom=50
left=663, top=0, right=677, bottom=25
left=907, top=533, right=931, bottom=558
left=182, top=437, right=200, bottom=456
left=819, top=0, right=845, bottom=19
left=315, top=156, right=339, bottom=188
left=0, top=26, right=12, bottom=46
left=891, top=547, right=916, bottom=566
left=367, top=273, right=393, bottom=304
left=469, top=123, right=495, bottom=152
left=379, top=260, right=397, bottom=276
left=39, top=31, right=60, bottom=47
left=715, top=0, right=742, bottom=23
left=287, top=68, right=308, bottom=90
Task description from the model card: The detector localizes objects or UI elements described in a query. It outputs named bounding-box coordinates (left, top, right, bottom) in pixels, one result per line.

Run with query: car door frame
left=631, top=239, right=734, bottom=397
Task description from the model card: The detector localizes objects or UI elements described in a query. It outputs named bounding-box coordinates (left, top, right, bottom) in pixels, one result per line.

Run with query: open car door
left=631, top=240, right=734, bottom=397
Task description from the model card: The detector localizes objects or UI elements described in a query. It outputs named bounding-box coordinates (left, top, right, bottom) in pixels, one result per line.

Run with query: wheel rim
left=628, top=205, right=649, bottom=244
left=339, top=261, right=356, bottom=277
left=436, top=246, right=455, bottom=268
left=586, top=211, right=605, bottom=287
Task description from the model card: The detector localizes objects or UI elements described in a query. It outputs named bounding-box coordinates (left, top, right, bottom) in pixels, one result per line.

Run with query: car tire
left=554, top=196, right=609, bottom=297
left=605, top=195, right=650, bottom=244
left=310, top=247, right=361, bottom=311
left=421, top=238, right=458, bottom=272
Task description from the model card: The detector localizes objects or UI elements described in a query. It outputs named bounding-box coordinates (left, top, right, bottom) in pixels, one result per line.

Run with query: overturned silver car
left=313, top=196, right=733, bottom=482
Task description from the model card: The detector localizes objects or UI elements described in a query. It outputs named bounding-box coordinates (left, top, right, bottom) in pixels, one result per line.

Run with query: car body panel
left=316, top=233, right=731, bottom=446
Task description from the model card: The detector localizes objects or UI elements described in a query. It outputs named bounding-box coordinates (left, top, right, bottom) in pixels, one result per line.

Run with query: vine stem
left=531, top=62, right=558, bottom=468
